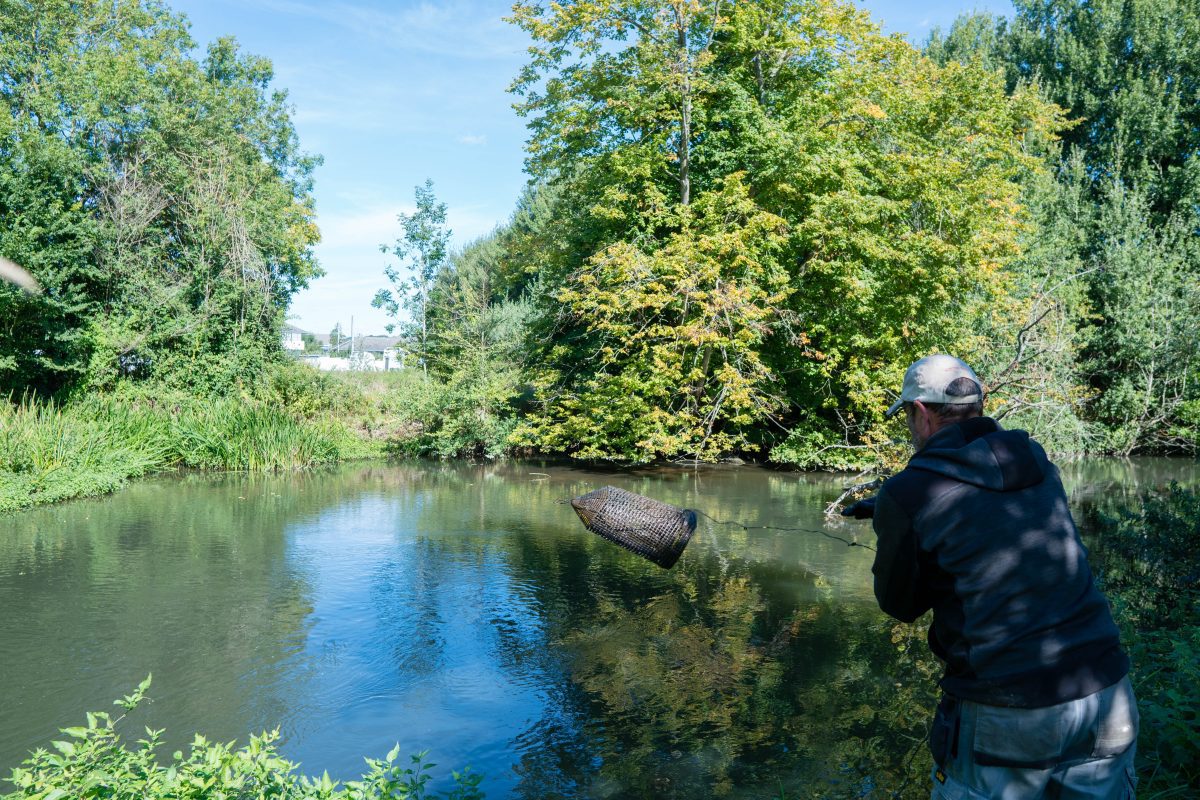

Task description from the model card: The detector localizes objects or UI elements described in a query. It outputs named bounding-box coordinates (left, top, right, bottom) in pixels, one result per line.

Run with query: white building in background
left=290, top=331, right=405, bottom=372
left=356, top=337, right=404, bottom=371
left=300, top=355, right=348, bottom=371
left=281, top=324, right=305, bottom=353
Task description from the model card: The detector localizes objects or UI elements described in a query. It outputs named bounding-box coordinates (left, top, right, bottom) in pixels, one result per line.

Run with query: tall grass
left=171, top=403, right=368, bottom=471
left=0, top=392, right=379, bottom=513
left=0, top=398, right=165, bottom=511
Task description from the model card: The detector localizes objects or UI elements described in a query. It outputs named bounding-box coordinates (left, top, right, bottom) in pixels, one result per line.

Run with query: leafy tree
left=924, top=12, right=1009, bottom=71
left=374, top=180, right=451, bottom=377
left=0, top=0, right=321, bottom=397
left=931, top=0, right=1200, bottom=453
left=1083, top=183, right=1200, bottom=452
left=979, top=152, right=1095, bottom=454
left=1006, top=0, right=1200, bottom=216
left=301, top=332, right=322, bottom=354
left=1004, top=0, right=1200, bottom=452
left=388, top=221, right=531, bottom=459
left=510, top=0, right=732, bottom=210
left=513, top=175, right=791, bottom=461
left=508, top=0, right=1061, bottom=464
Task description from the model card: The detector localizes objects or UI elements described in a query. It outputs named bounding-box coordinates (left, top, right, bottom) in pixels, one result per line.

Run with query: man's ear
left=911, top=400, right=934, bottom=438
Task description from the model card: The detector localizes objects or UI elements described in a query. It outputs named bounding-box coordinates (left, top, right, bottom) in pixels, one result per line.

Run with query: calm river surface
left=1, top=458, right=1195, bottom=797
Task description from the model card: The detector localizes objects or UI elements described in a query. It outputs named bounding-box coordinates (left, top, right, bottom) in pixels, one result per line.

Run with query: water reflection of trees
left=0, top=469, right=338, bottom=770
left=535, top=557, right=940, bottom=799
left=278, top=458, right=1192, bottom=798
left=7, top=457, right=1186, bottom=795
left=392, top=463, right=937, bottom=800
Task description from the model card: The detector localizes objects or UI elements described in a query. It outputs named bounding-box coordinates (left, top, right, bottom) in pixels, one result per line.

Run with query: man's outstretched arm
left=871, top=488, right=930, bottom=623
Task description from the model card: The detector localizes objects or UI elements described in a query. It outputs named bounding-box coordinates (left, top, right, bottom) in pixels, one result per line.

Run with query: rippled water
left=0, top=458, right=1194, bottom=797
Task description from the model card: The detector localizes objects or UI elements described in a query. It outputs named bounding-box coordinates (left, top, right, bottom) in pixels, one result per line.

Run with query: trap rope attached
left=565, top=486, right=874, bottom=570
left=692, top=510, right=875, bottom=552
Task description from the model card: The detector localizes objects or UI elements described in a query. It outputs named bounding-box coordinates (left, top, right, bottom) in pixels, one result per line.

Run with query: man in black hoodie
left=843, top=355, right=1138, bottom=799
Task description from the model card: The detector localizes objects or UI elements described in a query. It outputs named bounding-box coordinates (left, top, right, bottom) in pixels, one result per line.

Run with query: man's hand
left=840, top=497, right=877, bottom=519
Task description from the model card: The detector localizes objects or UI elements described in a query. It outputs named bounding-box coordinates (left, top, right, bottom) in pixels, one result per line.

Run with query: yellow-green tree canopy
left=508, top=0, right=1063, bottom=464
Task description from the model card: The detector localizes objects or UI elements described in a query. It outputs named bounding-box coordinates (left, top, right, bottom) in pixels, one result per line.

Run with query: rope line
left=693, top=510, right=876, bottom=552
left=556, top=496, right=876, bottom=552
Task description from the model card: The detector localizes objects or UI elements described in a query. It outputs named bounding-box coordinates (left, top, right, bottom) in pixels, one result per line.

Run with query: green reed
left=0, top=395, right=378, bottom=512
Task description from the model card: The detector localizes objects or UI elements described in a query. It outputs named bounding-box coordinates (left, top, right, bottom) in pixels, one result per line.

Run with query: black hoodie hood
left=908, top=416, right=1045, bottom=492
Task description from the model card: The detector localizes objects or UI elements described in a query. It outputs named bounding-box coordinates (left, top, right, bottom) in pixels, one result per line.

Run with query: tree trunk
left=753, top=52, right=766, bottom=105
left=675, top=6, right=691, bottom=207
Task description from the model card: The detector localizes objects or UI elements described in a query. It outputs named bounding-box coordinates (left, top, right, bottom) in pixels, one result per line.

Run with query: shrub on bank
left=384, top=370, right=519, bottom=460
left=3, top=678, right=485, bottom=800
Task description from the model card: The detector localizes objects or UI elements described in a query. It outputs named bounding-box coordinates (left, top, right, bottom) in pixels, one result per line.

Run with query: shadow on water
left=0, top=457, right=1193, bottom=798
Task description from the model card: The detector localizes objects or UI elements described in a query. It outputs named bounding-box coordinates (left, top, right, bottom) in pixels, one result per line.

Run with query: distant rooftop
left=307, top=332, right=403, bottom=353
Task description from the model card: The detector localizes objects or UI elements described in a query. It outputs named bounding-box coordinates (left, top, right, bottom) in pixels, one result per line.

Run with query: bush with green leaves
left=4, top=677, right=485, bottom=800
left=1094, top=484, right=1200, bottom=793
left=384, top=370, right=519, bottom=460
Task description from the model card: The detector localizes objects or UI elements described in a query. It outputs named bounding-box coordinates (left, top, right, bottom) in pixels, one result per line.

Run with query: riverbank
left=0, top=366, right=406, bottom=513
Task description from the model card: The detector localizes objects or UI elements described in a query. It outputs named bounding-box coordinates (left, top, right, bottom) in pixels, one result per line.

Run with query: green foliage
left=1006, top=0, right=1200, bottom=213
left=927, top=0, right=1200, bottom=456
left=4, top=677, right=485, bottom=800
left=975, top=153, right=1094, bottom=454
left=0, top=0, right=320, bottom=398
left=371, top=181, right=534, bottom=460
left=1082, top=185, right=1200, bottom=453
left=924, top=13, right=1009, bottom=71
left=1095, top=485, right=1200, bottom=793
left=374, top=180, right=452, bottom=375
left=0, top=397, right=165, bottom=512
left=514, top=176, right=790, bottom=462
left=385, top=370, right=519, bottom=460
left=503, top=0, right=1060, bottom=465
left=0, top=387, right=380, bottom=512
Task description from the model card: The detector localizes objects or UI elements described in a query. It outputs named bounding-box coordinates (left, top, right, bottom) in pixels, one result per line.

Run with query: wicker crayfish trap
left=569, top=486, right=697, bottom=569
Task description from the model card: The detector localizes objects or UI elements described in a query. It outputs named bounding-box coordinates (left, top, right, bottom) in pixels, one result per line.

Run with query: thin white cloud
left=457, top=134, right=487, bottom=146
left=249, top=0, right=528, bottom=60
left=318, top=201, right=503, bottom=249
left=318, top=205, right=415, bottom=251
left=292, top=201, right=506, bottom=333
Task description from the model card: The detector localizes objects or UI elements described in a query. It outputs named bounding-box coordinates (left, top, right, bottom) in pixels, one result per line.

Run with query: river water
left=0, top=458, right=1195, bottom=798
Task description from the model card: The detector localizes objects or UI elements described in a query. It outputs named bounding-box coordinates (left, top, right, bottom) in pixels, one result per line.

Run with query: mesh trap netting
left=569, top=486, right=697, bottom=569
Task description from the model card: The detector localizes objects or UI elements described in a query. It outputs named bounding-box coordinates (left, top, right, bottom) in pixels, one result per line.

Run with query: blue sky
left=171, top=0, right=1014, bottom=336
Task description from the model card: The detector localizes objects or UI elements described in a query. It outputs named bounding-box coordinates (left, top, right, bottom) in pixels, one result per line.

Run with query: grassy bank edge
left=0, top=393, right=385, bottom=514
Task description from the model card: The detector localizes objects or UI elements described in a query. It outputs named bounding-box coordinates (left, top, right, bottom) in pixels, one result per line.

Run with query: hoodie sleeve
left=871, top=486, right=930, bottom=623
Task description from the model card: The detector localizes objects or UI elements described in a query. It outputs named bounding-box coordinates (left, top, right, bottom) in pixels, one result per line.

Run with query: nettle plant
left=5, top=676, right=484, bottom=800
